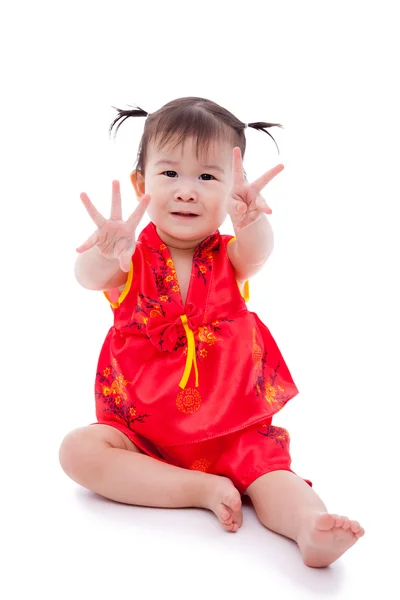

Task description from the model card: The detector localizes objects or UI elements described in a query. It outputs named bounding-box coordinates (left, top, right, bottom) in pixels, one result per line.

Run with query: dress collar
left=138, top=221, right=220, bottom=255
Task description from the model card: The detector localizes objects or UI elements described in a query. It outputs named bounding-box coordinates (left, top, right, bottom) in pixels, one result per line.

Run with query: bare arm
left=226, top=147, right=282, bottom=281
left=74, top=246, right=129, bottom=290
left=227, top=214, right=274, bottom=281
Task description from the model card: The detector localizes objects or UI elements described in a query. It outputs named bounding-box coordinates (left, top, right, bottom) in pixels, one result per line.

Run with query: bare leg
left=246, top=470, right=364, bottom=567
left=59, top=425, right=243, bottom=532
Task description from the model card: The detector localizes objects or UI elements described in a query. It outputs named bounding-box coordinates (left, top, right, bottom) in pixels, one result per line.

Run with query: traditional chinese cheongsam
left=94, top=221, right=299, bottom=455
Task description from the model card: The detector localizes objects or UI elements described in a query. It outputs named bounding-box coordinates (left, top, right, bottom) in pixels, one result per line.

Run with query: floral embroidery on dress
left=197, top=320, right=233, bottom=354
left=258, top=425, right=290, bottom=449
left=190, top=458, right=212, bottom=472
left=192, top=235, right=219, bottom=284
left=255, top=353, right=289, bottom=408
left=252, top=328, right=262, bottom=370
left=122, top=294, right=166, bottom=332
left=95, top=363, right=149, bottom=429
left=146, top=243, right=181, bottom=303
left=176, top=387, right=202, bottom=414
left=197, top=324, right=222, bottom=346
left=181, top=318, right=234, bottom=363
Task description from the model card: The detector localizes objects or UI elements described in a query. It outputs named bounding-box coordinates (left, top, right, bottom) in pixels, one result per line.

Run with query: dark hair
left=109, top=96, right=282, bottom=175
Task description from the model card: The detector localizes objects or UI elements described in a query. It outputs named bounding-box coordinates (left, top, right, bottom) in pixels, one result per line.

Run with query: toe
left=219, top=506, right=231, bottom=522
left=224, top=490, right=242, bottom=511
left=235, top=510, right=243, bottom=528
left=356, top=528, right=365, bottom=538
left=316, top=513, right=335, bottom=531
left=332, top=514, right=344, bottom=527
left=341, top=518, right=351, bottom=530
left=221, top=514, right=233, bottom=525
left=350, top=520, right=361, bottom=533
left=223, top=518, right=237, bottom=532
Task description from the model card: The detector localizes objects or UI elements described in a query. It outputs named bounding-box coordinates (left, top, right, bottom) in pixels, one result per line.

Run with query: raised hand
left=227, top=147, right=284, bottom=231
left=77, top=180, right=151, bottom=272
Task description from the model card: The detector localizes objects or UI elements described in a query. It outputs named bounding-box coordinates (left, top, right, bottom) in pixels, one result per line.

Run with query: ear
left=130, top=170, right=145, bottom=198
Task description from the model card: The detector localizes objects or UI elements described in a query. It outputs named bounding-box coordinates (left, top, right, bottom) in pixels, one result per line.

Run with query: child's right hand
left=76, top=180, right=151, bottom=273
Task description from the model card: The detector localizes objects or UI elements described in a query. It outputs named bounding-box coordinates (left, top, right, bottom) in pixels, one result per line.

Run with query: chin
left=157, top=224, right=212, bottom=246
left=158, top=218, right=199, bottom=235
left=172, top=229, right=208, bottom=242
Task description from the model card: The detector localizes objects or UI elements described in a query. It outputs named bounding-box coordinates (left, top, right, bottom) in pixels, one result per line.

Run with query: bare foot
left=202, top=475, right=243, bottom=532
left=298, top=513, right=365, bottom=568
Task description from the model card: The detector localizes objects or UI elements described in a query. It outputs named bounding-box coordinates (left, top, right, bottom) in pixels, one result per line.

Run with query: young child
left=60, top=96, right=364, bottom=568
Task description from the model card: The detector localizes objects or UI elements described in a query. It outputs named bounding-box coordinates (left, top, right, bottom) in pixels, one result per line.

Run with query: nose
left=174, top=181, right=199, bottom=203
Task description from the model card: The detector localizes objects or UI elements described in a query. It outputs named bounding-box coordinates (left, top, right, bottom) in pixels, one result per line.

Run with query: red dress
left=93, top=222, right=308, bottom=493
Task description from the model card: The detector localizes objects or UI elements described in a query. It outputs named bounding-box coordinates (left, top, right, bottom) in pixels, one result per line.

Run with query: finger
left=110, top=180, right=123, bottom=221
left=80, top=193, right=107, bottom=228
left=232, top=147, right=245, bottom=187
left=230, top=200, right=247, bottom=215
left=76, top=230, right=99, bottom=253
left=255, top=195, right=273, bottom=214
left=126, top=193, right=151, bottom=229
left=252, top=164, right=284, bottom=194
left=119, top=252, right=133, bottom=273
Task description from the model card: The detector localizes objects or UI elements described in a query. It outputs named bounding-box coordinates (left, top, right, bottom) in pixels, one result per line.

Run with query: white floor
left=5, top=442, right=396, bottom=600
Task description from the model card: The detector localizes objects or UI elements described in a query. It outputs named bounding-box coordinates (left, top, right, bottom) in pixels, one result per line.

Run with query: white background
left=1, top=1, right=399, bottom=598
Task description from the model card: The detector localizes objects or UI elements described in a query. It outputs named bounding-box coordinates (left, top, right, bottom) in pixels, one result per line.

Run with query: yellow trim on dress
left=179, top=315, right=199, bottom=389
left=103, top=260, right=134, bottom=308
left=241, top=280, right=250, bottom=302
left=227, top=237, right=250, bottom=302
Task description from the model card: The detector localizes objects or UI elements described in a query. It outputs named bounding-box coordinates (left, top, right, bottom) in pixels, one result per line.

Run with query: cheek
left=146, top=200, right=162, bottom=219
left=146, top=191, right=169, bottom=220
left=210, top=202, right=227, bottom=222
left=144, top=174, right=163, bottom=192
left=145, top=180, right=166, bottom=204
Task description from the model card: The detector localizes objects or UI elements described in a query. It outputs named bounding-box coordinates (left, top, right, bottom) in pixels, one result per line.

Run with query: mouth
left=171, top=212, right=199, bottom=218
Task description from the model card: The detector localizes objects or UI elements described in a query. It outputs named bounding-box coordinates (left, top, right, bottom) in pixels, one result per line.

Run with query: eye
left=161, top=171, right=216, bottom=180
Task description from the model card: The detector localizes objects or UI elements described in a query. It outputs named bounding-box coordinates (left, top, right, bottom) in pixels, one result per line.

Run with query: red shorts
left=91, top=419, right=311, bottom=495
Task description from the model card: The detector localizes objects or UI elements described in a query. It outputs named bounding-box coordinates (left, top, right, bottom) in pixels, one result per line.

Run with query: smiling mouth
left=171, top=212, right=199, bottom=217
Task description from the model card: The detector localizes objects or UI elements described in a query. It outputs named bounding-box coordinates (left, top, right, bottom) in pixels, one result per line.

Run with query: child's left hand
left=227, top=147, right=284, bottom=231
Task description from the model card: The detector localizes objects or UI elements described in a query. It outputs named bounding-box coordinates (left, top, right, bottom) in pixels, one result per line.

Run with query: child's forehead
left=149, top=135, right=231, bottom=162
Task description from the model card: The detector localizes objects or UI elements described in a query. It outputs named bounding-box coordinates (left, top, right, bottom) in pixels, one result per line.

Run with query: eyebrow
left=154, top=159, right=225, bottom=174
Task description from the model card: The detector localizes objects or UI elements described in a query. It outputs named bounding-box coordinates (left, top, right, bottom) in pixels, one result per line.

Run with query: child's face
left=141, top=135, right=234, bottom=248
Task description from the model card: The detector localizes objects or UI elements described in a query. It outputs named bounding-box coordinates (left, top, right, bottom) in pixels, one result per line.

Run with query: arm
left=226, top=147, right=282, bottom=281
left=75, top=180, right=151, bottom=291
left=74, top=246, right=129, bottom=291
left=227, top=214, right=273, bottom=282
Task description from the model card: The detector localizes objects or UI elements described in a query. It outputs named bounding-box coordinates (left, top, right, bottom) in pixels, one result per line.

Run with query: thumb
left=119, top=239, right=136, bottom=272
left=119, top=252, right=133, bottom=273
left=127, top=193, right=151, bottom=229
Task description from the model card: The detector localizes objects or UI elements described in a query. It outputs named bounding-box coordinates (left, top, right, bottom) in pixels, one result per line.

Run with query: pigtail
left=247, top=121, right=283, bottom=154
left=109, top=105, right=149, bottom=139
